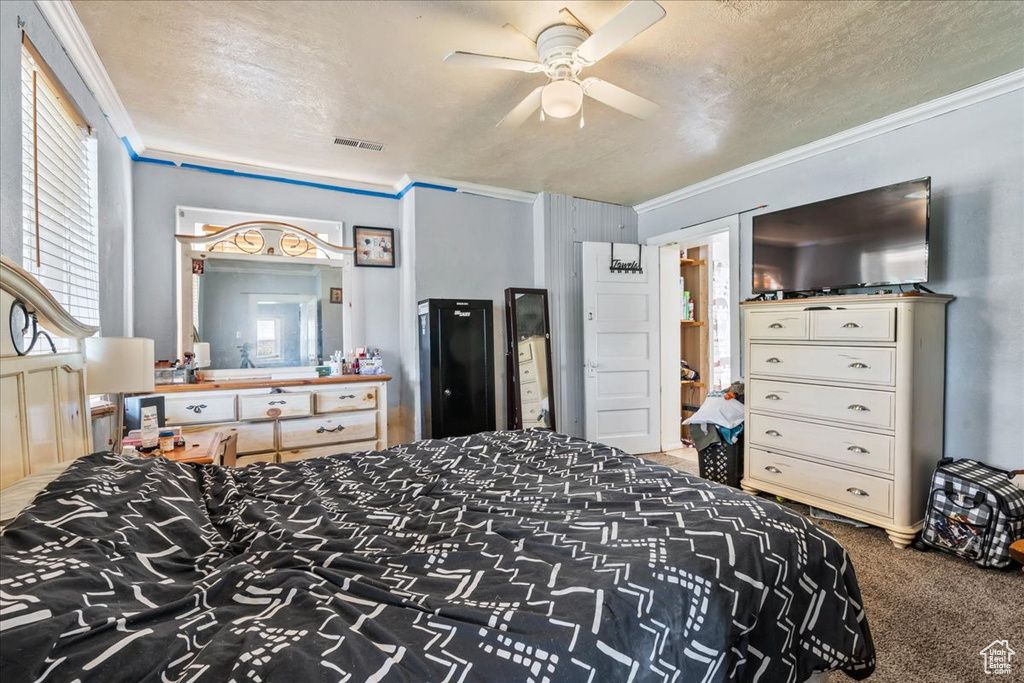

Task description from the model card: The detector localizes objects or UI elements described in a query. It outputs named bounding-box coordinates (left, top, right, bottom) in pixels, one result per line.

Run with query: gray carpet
left=641, top=452, right=1024, bottom=683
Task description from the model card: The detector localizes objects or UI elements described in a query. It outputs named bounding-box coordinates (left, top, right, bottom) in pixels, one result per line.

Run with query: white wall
left=638, top=91, right=1024, bottom=470
left=0, top=0, right=132, bottom=336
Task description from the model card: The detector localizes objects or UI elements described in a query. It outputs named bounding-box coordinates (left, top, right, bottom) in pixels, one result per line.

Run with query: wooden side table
left=148, top=431, right=224, bottom=465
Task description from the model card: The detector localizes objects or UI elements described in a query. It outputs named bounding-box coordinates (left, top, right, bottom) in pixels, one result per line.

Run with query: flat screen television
left=752, top=177, right=930, bottom=294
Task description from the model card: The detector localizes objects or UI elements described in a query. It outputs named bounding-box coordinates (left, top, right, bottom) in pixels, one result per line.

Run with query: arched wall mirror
left=504, top=288, right=556, bottom=431
left=175, top=217, right=356, bottom=380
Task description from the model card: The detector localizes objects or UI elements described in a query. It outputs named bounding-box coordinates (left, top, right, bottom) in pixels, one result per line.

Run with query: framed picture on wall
left=329, top=287, right=344, bottom=304
left=353, top=226, right=396, bottom=268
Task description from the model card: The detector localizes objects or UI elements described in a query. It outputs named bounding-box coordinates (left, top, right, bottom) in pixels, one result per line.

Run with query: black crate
left=698, top=435, right=744, bottom=488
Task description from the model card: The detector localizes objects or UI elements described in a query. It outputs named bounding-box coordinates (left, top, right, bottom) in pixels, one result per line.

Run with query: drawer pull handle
left=765, top=357, right=782, bottom=364
left=764, top=466, right=782, bottom=474
left=338, top=394, right=356, bottom=400
left=842, top=322, right=862, bottom=328
left=185, top=404, right=207, bottom=414
left=317, top=425, right=346, bottom=434
left=847, top=446, right=870, bottom=454
left=847, top=404, right=870, bottom=411
left=765, top=394, right=782, bottom=401
left=267, top=400, right=287, bottom=406
left=765, top=429, right=782, bottom=437
left=847, top=487, right=869, bottom=497
left=848, top=362, right=869, bottom=369
left=768, top=322, right=784, bottom=329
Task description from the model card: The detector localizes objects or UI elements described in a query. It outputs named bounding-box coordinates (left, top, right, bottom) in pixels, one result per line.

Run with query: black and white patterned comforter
left=1, top=431, right=875, bottom=682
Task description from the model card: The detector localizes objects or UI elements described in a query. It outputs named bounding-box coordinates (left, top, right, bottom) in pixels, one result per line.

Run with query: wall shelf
left=679, top=320, right=706, bottom=327
left=679, top=258, right=707, bottom=267
left=681, top=380, right=706, bottom=388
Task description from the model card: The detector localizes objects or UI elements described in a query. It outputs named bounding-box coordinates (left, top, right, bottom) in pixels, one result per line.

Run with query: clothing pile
left=684, top=381, right=745, bottom=450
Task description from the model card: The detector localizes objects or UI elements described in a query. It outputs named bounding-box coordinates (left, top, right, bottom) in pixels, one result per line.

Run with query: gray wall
left=132, top=162, right=401, bottom=411
left=0, top=0, right=131, bottom=335
left=132, top=166, right=539, bottom=442
left=411, top=188, right=535, bottom=432
left=639, top=91, right=1024, bottom=470
left=535, top=193, right=639, bottom=438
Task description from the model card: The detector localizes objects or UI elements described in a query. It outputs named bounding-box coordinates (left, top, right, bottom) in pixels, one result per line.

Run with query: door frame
left=647, top=215, right=740, bottom=451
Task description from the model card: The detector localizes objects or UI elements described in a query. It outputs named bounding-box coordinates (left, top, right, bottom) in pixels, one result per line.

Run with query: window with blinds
left=21, top=35, right=100, bottom=330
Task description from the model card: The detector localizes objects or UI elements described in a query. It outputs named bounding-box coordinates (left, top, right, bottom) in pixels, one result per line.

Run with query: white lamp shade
left=85, top=337, right=155, bottom=394
left=541, top=80, right=583, bottom=119
left=193, top=342, right=211, bottom=368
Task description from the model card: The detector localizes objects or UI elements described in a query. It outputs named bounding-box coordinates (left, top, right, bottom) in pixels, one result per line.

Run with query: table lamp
left=85, top=337, right=155, bottom=452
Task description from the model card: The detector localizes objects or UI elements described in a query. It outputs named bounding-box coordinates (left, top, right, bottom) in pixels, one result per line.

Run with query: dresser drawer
left=181, top=421, right=275, bottom=455
left=812, top=308, right=896, bottom=342
left=749, top=414, right=894, bottom=474
left=278, top=412, right=377, bottom=450
left=749, top=380, right=895, bottom=430
left=747, top=310, right=809, bottom=340
left=239, top=392, right=311, bottom=421
left=519, top=362, right=539, bottom=385
left=164, top=395, right=237, bottom=425
left=518, top=343, right=533, bottom=363
left=314, top=387, right=377, bottom=414
left=749, top=448, right=892, bottom=518
left=520, top=382, right=545, bottom=403
left=749, top=344, right=896, bottom=386
left=278, top=439, right=379, bottom=463
left=235, top=453, right=277, bottom=467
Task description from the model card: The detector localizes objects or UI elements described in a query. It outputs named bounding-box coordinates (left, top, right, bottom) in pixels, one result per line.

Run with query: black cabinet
left=418, top=299, right=495, bottom=438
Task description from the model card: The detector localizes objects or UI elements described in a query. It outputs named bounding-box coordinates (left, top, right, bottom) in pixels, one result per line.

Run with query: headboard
left=0, top=255, right=98, bottom=488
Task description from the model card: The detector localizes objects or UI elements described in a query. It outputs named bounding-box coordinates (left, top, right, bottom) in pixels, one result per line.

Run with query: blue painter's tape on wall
left=119, top=137, right=176, bottom=166
left=119, top=136, right=461, bottom=200
left=177, top=163, right=400, bottom=199
left=396, top=182, right=458, bottom=199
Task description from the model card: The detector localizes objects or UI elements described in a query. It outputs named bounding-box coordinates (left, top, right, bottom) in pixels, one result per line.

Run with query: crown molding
left=634, top=69, right=1024, bottom=214
left=36, top=0, right=145, bottom=154
left=396, top=174, right=538, bottom=204
left=141, top=145, right=399, bottom=197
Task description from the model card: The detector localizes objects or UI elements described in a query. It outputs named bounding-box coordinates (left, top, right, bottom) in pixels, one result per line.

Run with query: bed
left=0, top=258, right=875, bottom=682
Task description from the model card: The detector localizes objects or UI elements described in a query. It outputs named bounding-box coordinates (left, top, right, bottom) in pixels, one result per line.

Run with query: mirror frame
left=175, top=220, right=356, bottom=379
left=504, top=287, right=556, bottom=431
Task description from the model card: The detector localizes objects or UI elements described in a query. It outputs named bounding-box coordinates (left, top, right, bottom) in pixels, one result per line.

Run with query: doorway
left=649, top=215, right=739, bottom=451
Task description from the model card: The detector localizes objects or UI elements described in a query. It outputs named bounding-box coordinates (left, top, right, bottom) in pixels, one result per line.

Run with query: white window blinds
left=21, top=36, right=100, bottom=328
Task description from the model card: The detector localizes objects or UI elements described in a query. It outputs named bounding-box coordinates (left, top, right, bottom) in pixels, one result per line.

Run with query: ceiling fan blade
left=576, top=0, right=666, bottom=64
left=443, top=51, right=543, bottom=73
left=582, top=78, right=659, bottom=119
left=497, top=86, right=545, bottom=128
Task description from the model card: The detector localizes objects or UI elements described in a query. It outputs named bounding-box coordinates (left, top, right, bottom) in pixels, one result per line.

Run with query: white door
left=582, top=242, right=661, bottom=454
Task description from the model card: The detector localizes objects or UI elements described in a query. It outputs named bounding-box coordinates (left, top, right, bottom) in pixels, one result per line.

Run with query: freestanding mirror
left=504, top=288, right=556, bottom=431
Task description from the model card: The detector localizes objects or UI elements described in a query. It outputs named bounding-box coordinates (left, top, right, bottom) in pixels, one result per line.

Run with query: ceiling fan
left=443, top=0, right=666, bottom=128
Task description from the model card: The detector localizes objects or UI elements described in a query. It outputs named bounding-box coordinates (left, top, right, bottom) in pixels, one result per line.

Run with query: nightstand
left=139, top=431, right=228, bottom=465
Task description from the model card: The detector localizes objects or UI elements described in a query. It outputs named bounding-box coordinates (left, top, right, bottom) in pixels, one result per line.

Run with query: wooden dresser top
left=150, top=374, right=392, bottom=394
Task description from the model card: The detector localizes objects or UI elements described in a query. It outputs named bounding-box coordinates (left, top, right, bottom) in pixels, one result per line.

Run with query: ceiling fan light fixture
left=541, top=80, right=583, bottom=119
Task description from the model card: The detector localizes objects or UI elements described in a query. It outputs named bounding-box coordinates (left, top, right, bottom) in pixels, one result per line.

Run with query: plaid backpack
left=921, top=459, right=1024, bottom=568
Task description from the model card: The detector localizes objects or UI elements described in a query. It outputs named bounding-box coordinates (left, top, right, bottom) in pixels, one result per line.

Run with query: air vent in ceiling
left=333, top=136, right=386, bottom=152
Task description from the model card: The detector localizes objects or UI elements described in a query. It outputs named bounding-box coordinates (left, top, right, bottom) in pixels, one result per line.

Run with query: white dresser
left=740, top=293, right=953, bottom=548
left=139, top=376, right=389, bottom=466
left=517, top=336, right=551, bottom=428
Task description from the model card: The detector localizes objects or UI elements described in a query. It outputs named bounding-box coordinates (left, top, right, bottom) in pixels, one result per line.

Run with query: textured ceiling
left=72, top=0, right=1024, bottom=205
